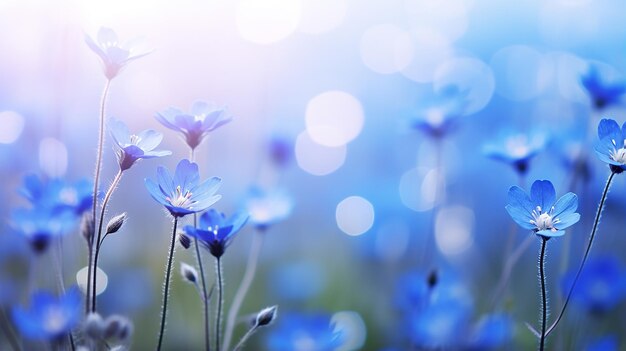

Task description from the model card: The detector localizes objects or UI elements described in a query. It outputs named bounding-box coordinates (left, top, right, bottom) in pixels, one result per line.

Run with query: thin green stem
left=91, top=170, right=123, bottom=312
left=545, top=171, right=616, bottom=337
left=157, top=218, right=179, bottom=351
left=88, top=78, right=111, bottom=314
left=222, top=230, right=264, bottom=351
left=539, top=237, right=548, bottom=351
left=233, top=325, right=258, bottom=351
left=215, top=257, right=223, bottom=351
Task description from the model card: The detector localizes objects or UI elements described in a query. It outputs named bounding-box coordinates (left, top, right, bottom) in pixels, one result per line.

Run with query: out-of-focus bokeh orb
left=295, top=131, right=347, bottom=176
left=305, top=91, right=364, bottom=147
left=336, top=196, right=375, bottom=236
left=0, top=111, right=25, bottom=144
left=236, top=0, right=302, bottom=44
left=360, top=24, right=414, bottom=75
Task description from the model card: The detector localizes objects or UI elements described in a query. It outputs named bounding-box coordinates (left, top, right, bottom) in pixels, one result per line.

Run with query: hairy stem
left=233, top=325, right=259, bottom=351
left=88, top=78, right=111, bottom=314
left=215, top=257, right=223, bottom=351
left=222, top=230, right=264, bottom=351
left=157, top=218, right=179, bottom=351
left=91, top=170, right=123, bottom=312
left=545, top=171, right=615, bottom=337
left=539, top=237, right=548, bottom=351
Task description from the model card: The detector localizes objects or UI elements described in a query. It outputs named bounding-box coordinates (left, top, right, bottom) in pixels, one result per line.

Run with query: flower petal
left=530, top=180, right=556, bottom=211
left=537, top=229, right=565, bottom=238
left=174, top=159, right=199, bottom=191
left=555, top=213, right=580, bottom=230
left=136, top=129, right=163, bottom=151
left=598, top=118, right=621, bottom=140
left=552, top=192, right=578, bottom=218
left=505, top=204, right=536, bottom=230
left=109, top=119, right=130, bottom=147
left=156, top=166, right=175, bottom=197
left=199, top=209, right=225, bottom=229
left=144, top=178, right=167, bottom=205
left=97, top=27, right=118, bottom=46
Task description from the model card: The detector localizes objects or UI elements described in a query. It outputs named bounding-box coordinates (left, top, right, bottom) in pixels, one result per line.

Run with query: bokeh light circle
left=404, top=0, right=472, bottom=40
left=0, top=111, right=25, bottom=144
left=490, top=45, right=553, bottom=101
left=400, top=28, right=453, bottom=83
left=298, top=0, right=347, bottom=34
left=336, top=196, right=375, bottom=236
left=236, top=0, right=302, bottom=44
left=360, top=24, right=414, bottom=74
left=433, top=57, right=495, bottom=115
left=295, top=131, right=346, bottom=176
left=305, top=91, right=364, bottom=147
left=76, top=266, right=108, bottom=296
left=435, top=206, right=474, bottom=256
left=332, top=311, right=367, bottom=351
left=399, top=167, right=439, bottom=212
left=39, top=138, right=68, bottom=178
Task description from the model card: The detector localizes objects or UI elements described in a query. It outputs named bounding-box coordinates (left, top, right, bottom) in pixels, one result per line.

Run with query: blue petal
left=530, top=180, right=556, bottom=210
left=145, top=178, right=167, bottom=206
left=507, top=186, right=534, bottom=214
left=155, top=108, right=181, bottom=131
left=228, top=212, right=249, bottom=234
left=97, top=27, right=118, bottom=46
left=156, top=166, right=175, bottom=197
left=199, top=209, right=225, bottom=229
left=594, top=138, right=622, bottom=166
left=598, top=119, right=621, bottom=140
left=109, top=119, right=130, bottom=147
left=191, top=100, right=211, bottom=116
left=191, top=177, right=222, bottom=203
left=555, top=213, right=580, bottom=229
left=552, top=193, right=578, bottom=218
left=174, top=159, right=199, bottom=191
left=505, top=205, right=536, bottom=230
left=537, top=229, right=565, bottom=238
left=136, top=129, right=163, bottom=151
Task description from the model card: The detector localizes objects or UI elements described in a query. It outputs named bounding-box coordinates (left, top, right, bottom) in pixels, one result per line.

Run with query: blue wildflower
left=581, top=65, right=626, bottom=110
left=12, top=287, right=81, bottom=340
left=243, top=186, right=293, bottom=230
left=505, top=180, right=580, bottom=238
left=410, top=85, right=468, bottom=138
left=561, top=256, right=625, bottom=313
left=85, top=27, right=150, bottom=80
left=265, top=313, right=344, bottom=351
left=585, top=336, right=618, bottom=351
left=109, top=119, right=171, bottom=171
left=12, top=208, right=76, bottom=253
left=466, top=314, right=514, bottom=350
left=145, top=159, right=222, bottom=218
left=484, top=132, right=547, bottom=174
left=20, top=175, right=94, bottom=217
left=594, top=118, right=626, bottom=173
left=155, top=101, right=232, bottom=150
left=184, top=209, right=248, bottom=258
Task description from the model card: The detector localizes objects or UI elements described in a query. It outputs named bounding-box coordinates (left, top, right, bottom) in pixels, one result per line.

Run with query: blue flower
left=585, top=336, right=618, bottom=351
left=243, top=186, right=293, bottom=230
left=109, top=119, right=171, bottom=171
left=12, top=208, right=76, bottom=253
left=265, top=313, right=344, bottom=351
left=85, top=27, right=150, bottom=80
left=155, top=101, right=232, bottom=150
left=184, top=209, right=248, bottom=258
left=561, top=256, right=625, bottom=313
left=20, top=175, right=94, bottom=217
left=12, top=287, right=81, bottom=340
left=581, top=65, right=626, bottom=110
left=466, top=314, right=514, bottom=350
left=410, top=85, right=468, bottom=138
left=505, top=180, right=580, bottom=238
left=594, top=118, right=626, bottom=173
left=484, top=132, right=547, bottom=174
left=145, top=159, right=222, bottom=218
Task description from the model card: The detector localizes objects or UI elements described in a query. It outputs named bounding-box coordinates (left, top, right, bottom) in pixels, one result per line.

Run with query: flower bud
left=83, top=312, right=105, bottom=340
left=106, top=213, right=127, bottom=235
left=178, top=233, right=191, bottom=249
left=180, top=262, right=198, bottom=284
left=255, top=305, right=278, bottom=327
left=104, top=315, right=133, bottom=341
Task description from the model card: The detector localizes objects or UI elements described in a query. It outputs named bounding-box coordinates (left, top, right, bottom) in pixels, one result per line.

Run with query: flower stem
left=222, top=230, right=264, bottom=351
left=539, top=236, right=548, bottom=351
left=91, top=170, right=123, bottom=312
left=88, top=78, right=111, bottom=314
left=215, top=257, right=224, bottom=351
left=233, top=325, right=259, bottom=351
left=157, top=217, right=179, bottom=351
left=545, top=171, right=616, bottom=337
left=190, top=148, right=211, bottom=351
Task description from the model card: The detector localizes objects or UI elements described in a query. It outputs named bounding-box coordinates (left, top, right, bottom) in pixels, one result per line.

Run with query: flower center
left=610, top=147, right=626, bottom=164
left=505, top=136, right=530, bottom=158
left=207, top=225, right=220, bottom=238
left=130, top=134, right=141, bottom=145
left=43, top=307, right=67, bottom=334
left=166, top=186, right=196, bottom=209
left=530, top=206, right=560, bottom=232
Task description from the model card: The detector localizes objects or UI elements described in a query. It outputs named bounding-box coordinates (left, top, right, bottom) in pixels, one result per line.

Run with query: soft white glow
left=404, top=0, right=472, bottom=40
left=76, top=266, right=108, bottom=296
left=305, top=91, right=364, bottom=147
left=331, top=311, right=367, bottom=351
left=400, top=28, right=453, bottom=83
left=0, top=111, right=25, bottom=144
left=399, top=167, right=439, bottom=212
left=336, top=196, right=375, bottom=236
left=435, top=206, right=474, bottom=256
left=236, top=0, right=302, bottom=44
left=39, top=138, right=68, bottom=178
left=295, top=131, right=346, bottom=176
left=360, top=24, right=414, bottom=74
left=375, top=219, right=410, bottom=262
left=434, top=57, right=495, bottom=115
left=298, top=0, right=347, bottom=34
left=490, top=45, right=553, bottom=101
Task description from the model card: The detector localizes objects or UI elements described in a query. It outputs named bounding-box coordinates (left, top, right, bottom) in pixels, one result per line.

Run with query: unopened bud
left=178, top=233, right=191, bottom=249
left=255, top=305, right=278, bottom=327
left=106, top=213, right=127, bottom=235
left=83, top=312, right=105, bottom=340
left=104, top=315, right=133, bottom=341
left=180, top=262, right=198, bottom=284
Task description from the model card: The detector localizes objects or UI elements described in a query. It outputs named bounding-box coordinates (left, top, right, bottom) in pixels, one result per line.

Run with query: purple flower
left=85, top=27, right=150, bottom=79
left=12, top=207, right=76, bottom=253
left=155, top=101, right=232, bottom=150
left=145, top=159, right=222, bottom=218
left=184, top=209, right=248, bottom=258
left=20, top=175, right=94, bottom=217
left=581, top=65, right=626, bottom=110
left=109, top=119, right=171, bottom=171
left=484, top=132, right=547, bottom=174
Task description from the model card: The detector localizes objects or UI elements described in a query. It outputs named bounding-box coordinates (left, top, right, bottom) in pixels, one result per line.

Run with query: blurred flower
left=466, top=314, right=514, bottom=350
left=585, top=336, right=618, bottom=351
left=12, top=287, right=81, bottom=340
left=145, top=159, right=222, bottom=218
left=85, top=27, right=150, bottom=80
left=505, top=180, right=580, bottom=238
left=484, top=132, right=548, bottom=174
left=268, top=134, right=293, bottom=168
left=594, top=118, right=626, bottom=173
left=12, top=207, right=76, bottom=253
left=581, top=65, right=626, bottom=110
left=561, top=256, right=626, bottom=313
left=184, top=209, right=248, bottom=258
left=410, top=85, right=468, bottom=138
left=109, top=119, right=171, bottom=171
left=265, top=313, right=344, bottom=351
left=155, top=101, right=231, bottom=150
left=409, top=299, right=471, bottom=349
left=243, top=186, right=293, bottom=230
left=20, top=175, right=94, bottom=217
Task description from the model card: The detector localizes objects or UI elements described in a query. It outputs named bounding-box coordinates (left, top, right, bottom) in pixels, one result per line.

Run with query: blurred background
left=1, top=0, right=626, bottom=349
